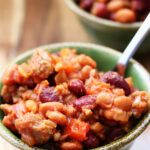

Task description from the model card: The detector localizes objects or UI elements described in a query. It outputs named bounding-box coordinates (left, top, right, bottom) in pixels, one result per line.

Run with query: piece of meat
left=0, top=102, right=27, bottom=132
left=15, top=113, right=56, bottom=146
left=28, top=50, right=54, bottom=83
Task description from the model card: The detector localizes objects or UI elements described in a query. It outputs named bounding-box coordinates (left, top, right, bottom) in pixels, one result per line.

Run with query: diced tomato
left=66, top=119, right=90, bottom=141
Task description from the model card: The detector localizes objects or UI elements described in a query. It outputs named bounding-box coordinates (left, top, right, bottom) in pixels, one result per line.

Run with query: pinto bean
left=91, top=122, right=104, bottom=133
left=107, top=0, right=129, bottom=13
left=113, top=8, right=136, bottom=23
left=39, top=102, right=65, bottom=117
left=104, top=108, right=130, bottom=123
left=61, top=141, right=82, bottom=150
left=46, top=111, right=67, bottom=125
left=96, top=92, right=114, bottom=108
left=25, top=100, right=38, bottom=113
left=114, top=96, right=132, bottom=111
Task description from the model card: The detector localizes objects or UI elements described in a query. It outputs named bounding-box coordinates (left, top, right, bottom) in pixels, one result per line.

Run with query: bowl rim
left=64, top=0, right=142, bottom=29
left=0, top=42, right=150, bottom=150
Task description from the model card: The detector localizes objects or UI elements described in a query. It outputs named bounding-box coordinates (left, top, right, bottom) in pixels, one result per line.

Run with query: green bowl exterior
left=0, top=43, right=150, bottom=150
left=64, top=0, right=150, bottom=53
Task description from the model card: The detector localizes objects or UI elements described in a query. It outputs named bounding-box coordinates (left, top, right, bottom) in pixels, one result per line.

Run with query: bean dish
left=77, top=0, right=150, bottom=23
left=0, top=49, right=149, bottom=150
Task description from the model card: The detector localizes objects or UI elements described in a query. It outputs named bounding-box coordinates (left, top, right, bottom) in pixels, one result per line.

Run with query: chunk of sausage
left=28, top=50, right=54, bottom=83
left=15, top=113, right=56, bottom=146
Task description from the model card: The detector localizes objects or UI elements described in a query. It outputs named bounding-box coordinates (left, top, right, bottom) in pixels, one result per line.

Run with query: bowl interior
left=0, top=43, right=149, bottom=150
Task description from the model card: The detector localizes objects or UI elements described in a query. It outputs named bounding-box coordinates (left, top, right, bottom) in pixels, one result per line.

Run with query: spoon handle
left=117, top=13, right=150, bottom=66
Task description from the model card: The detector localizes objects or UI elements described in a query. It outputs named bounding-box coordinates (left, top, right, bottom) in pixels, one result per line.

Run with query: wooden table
left=0, top=0, right=149, bottom=149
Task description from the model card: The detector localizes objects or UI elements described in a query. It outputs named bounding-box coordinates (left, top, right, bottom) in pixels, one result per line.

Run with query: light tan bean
left=61, top=141, right=83, bottom=150
left=53, top=132, right=61, bottom=141
left=46, top=111, right=67, bottom=125
left=91, top=122, right=103, bottom=133
left=114, top=96, right=132, bottom=111
left=113, top=8, right=136, bottom=23
left=96, top=92, right=113, bottom=108
left=39, top=102, right=65, bottom=116
left=107, top=0, right=129, bottom=13
left=104, top=108, right=130, bottom=123
left=25, top=100, right=38, bottom=113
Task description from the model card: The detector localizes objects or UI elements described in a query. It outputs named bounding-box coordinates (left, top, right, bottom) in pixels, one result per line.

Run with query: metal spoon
left=115, top=13, right=150, bottom=76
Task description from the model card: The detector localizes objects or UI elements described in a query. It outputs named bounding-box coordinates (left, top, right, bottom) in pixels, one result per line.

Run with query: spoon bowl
left=115, top=13, right=150, bottom=76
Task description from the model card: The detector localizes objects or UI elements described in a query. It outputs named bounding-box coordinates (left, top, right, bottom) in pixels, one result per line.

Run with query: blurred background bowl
left=64, top=0, right=150, bottom=53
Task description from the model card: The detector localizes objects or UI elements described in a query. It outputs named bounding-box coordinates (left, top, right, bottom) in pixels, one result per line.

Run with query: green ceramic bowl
left=64, top=0, right=150, bottom=53
left=0, top=43, right=150, bottom=150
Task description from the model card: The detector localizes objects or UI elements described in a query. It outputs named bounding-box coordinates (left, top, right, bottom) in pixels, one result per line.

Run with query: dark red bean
left=131, top=0, right=146, bottom=11
left=22, top=78, right=35, bottom=88
left=107, top=128, right=126, bottom=142
left=80, top=0, right=93, bottom=11
left=99, top=118, right=119, bottom=127
left=68, top=79, right=86, bottom=97
left=83, top=132, right=100, bottom=149
left=101, top=71, right=131, bottom=96
left=73, top=95, right=96, bottom=109
left=39, top=87, right=61, bottom=103
left=91, top=2, right=109, bottom=18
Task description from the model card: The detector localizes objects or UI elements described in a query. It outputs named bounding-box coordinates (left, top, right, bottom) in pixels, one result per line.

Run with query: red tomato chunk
left=66, top=119, right=90, bottom=141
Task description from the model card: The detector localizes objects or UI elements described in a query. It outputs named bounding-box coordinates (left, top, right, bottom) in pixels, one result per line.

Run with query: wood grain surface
left=0, top=0, right=149, bottom=150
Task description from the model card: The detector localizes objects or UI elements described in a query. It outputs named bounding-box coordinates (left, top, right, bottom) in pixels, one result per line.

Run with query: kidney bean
left=99, top=117, right=119, bottom=127
left=68, top=79, right=86, bottom=97
left=79, top=0, right=93, bottom=11
left=107, top=128, right=126, bottom=142
left=101, top=71, right=131, bottom=96
left=73, top=95, right=96, bottom=109
left=83, top=132, right=100, bottom=149
left=91, top=2, right=109, bottom=18
left=131, top=0, right=146, bottom=11
left=39, top=87, right=61, bottom=103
